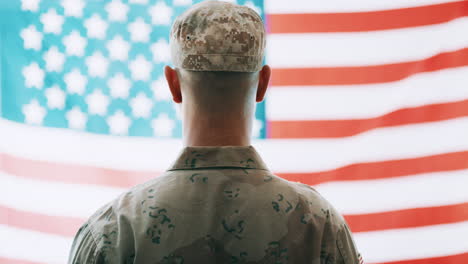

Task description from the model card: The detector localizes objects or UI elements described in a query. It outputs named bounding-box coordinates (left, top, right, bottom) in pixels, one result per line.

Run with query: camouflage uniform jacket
left=68, top=145, right=361, bottom=264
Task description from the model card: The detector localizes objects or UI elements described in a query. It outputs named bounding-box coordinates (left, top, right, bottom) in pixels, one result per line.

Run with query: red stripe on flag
left=277, top=151, right=468, bottom=185
left=2, top=202, right=466, bottom=237
left=373, top=252, right=468, bottom=264
left=345, top=203, right=468, bottom=232
left=3, top=151, right=468, bottom=187
left=271, top=48, right=468, bottom=86
left=267, top=1, right=468, bottom=33
left=269, top=99, right=468, bottom=138
left=0, top=153, right=158, bottom=188
left=0, top=205, right=84, bottom=237
left=3, top=151, right=467, bottom=187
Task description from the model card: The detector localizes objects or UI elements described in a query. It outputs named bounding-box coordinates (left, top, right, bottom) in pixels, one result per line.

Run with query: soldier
left=68, top=1, right=362, bottom=263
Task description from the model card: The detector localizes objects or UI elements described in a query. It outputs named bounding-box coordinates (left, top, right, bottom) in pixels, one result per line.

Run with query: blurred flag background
left=1, top=0, right=468, bottom=263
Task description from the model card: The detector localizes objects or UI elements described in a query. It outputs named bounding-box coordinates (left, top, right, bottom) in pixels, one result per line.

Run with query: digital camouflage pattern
left=170, top=1, right=266, bottom=72
left=68, top=146, right=362, bottom=264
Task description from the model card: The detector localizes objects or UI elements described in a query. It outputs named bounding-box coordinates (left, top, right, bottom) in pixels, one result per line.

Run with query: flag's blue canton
left=0, top=0, right=265, bottom=138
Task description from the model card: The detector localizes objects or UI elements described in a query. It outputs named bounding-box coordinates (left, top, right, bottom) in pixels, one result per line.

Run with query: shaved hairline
left=178, top=69, right=258, bottom=83
left=177, top=69, right=259, bottom=113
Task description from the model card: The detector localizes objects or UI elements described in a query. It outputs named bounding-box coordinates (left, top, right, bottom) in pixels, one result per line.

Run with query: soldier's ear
left=256, top=65, right=271, bottom=103
left=164, top=66, right=182, bottom=103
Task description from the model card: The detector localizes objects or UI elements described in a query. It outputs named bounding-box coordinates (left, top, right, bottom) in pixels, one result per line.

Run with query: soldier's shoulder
left=287, top=180, right=347, bottom=224
left=82, top=175, right=174, bottom=253
left=86, top=173, right=172, bottom=228
left=284, top=180, right=324, bottom=202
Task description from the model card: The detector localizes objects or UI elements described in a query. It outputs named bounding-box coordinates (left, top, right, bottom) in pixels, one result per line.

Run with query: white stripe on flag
left=315, top=169, right=468, bottom=214
left=0, top=171, right=125, bottom=218
left=267, top=17, right=468, bottom=67
left=267, top=67, right=468, bottom=120
left=2, top=220, right=467, bottom=264
left=256, top=118, right=468, bottom=172
left=0, top=224, right=72, bottom=264
left=0, top=118, right=183, bottom=171
left=2, top=169, right=467, bottom=218
left=354, top=221, right=468, bottom=263
left=265, top=0, right=461, bottom=13
left=2, top=118, right=468, bottom=172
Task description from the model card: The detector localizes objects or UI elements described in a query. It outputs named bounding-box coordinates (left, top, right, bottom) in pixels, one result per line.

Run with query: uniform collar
left=167, top=145, right=269, bottom=171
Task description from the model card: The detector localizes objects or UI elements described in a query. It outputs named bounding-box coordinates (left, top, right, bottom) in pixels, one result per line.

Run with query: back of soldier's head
left=168, top=1, right=267, bottom=109
left=170, top=1, right=266, bottom=73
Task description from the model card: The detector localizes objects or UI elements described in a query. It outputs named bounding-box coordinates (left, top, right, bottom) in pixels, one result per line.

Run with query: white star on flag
left=130, top=92, right=154, bottom=118
left=107, top=110, right=131, bottom=135
left=128, top=18, right=151, bottom=42
left=20, top=25, right=43, bottom=51
left=86, top=52, right=109, bottom=78
left=151, top=77, right=172, bottom=101
left=64, top=68, right=88, bottom=95
left=151, top=113, right=175, bottom=137
left=61, top=0, right=85, bottom=17
left=105, top=0, right=129, bottom=22
left=22, top=99, right=46, bottom=125
left=86, top=89, right=110, bottom=116
left=244, top=1, right=261, bottom=15
left=107, top=35, right=130, bottom=61
left=108, top=73, right=132, bottom=99
left=129, top=55, right=152, bottom=81
left=45, top=85, right=66, bottom=109
left=21, top=0, right=41, bottom=12
left=151, top=39, right=171, bottom=63
left=149, top=2, right=173, bottom=25
left=43, top=46, right=65, bottom=72
left=63, top=31, right=87, bottom=57
left=22, top=62, right=44, bottom=89
left=66, top=106, right=87, bottom=130
left=173, top=0, right=192, bottom=6
left=129, top=0, right=148, bottom=4
left=85, top=14, right=108, bottom=39
left=40, top=8, right=64, bottom=34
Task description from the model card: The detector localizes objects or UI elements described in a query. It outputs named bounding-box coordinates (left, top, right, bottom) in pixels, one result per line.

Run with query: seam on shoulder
left=336, top=226, right=349, bottom=264
left=86, top=222, right=99, bottom=250
left=69, top=222, right=101, bottom=264
left=86, top=205, right=115, bottom=247
left=86, top=221, right=107, bottom=264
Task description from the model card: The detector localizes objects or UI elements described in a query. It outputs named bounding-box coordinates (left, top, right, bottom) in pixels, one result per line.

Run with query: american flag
left=1, top=0, right=467, bottom=263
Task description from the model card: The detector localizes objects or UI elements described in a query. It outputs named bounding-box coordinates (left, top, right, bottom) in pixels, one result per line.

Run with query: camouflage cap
left=170, top=1, right=266, bottom=72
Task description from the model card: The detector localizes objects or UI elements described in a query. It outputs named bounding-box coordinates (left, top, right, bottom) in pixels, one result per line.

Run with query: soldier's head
left=164, top=1, right=270, bottom=120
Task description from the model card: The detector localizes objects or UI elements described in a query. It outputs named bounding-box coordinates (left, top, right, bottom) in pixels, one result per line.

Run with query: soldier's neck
left=183, top=113, right=252, bottom=147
